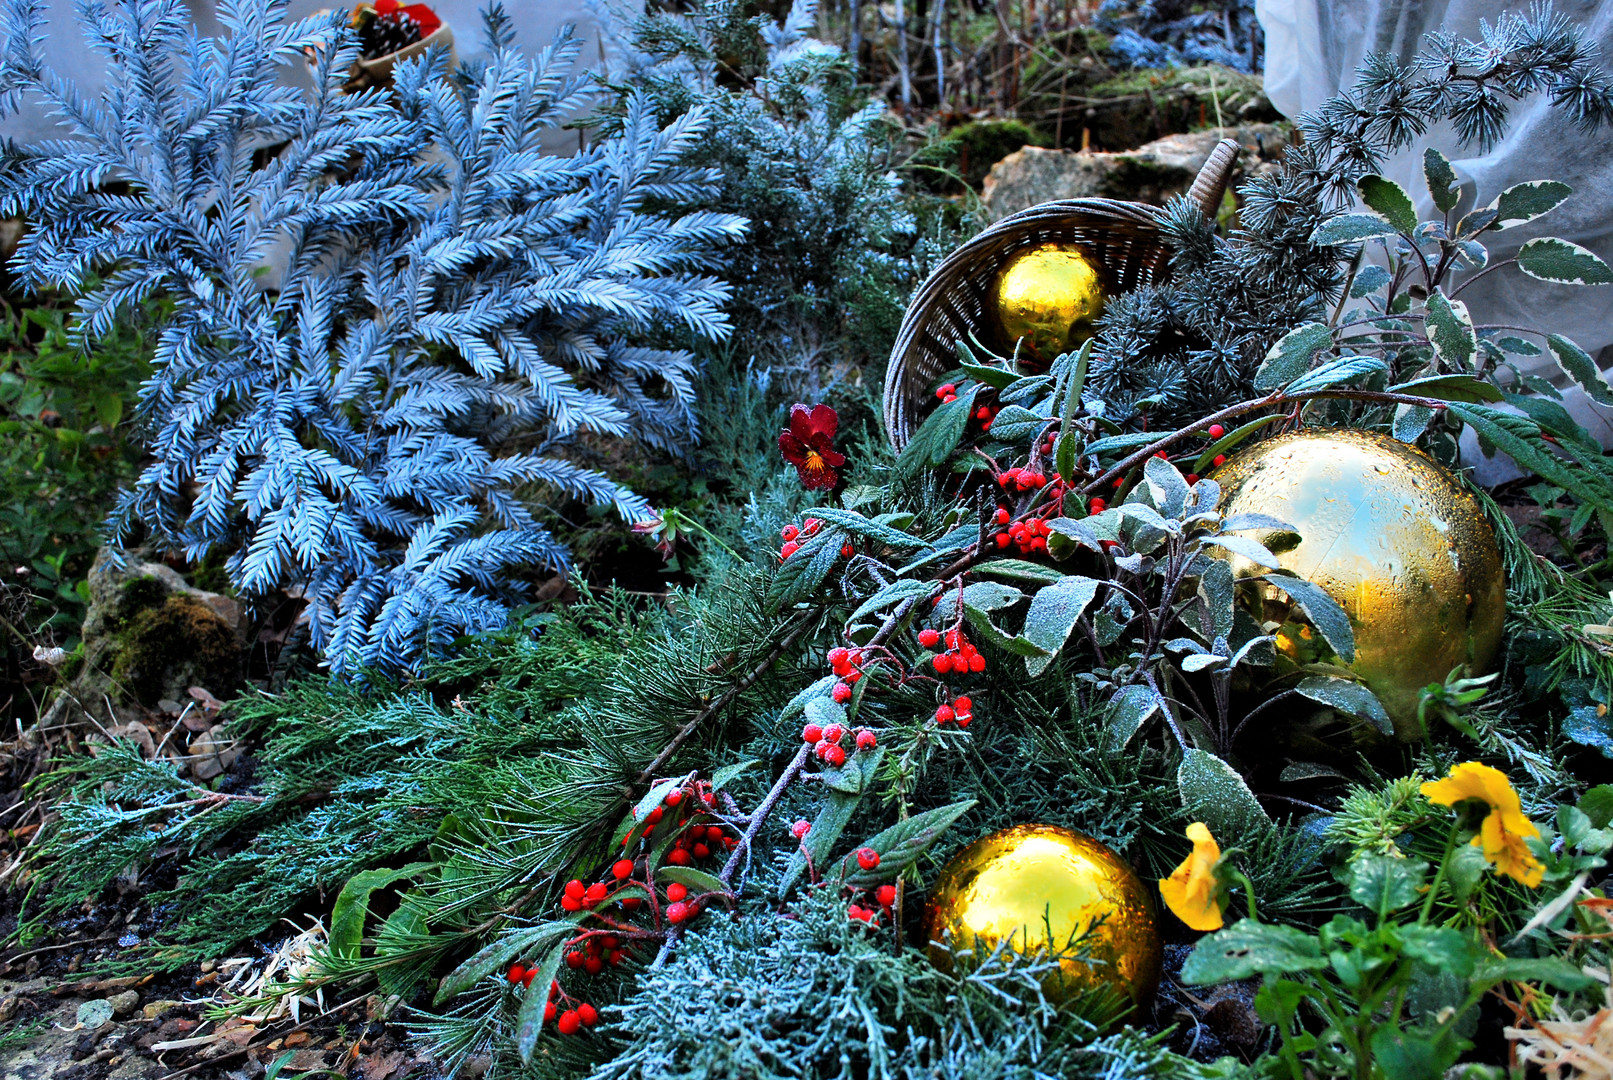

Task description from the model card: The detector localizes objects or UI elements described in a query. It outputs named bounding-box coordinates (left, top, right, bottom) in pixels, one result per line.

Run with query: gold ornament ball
left=1213, top=429, right=1506, bottom=739
left=987, top=242, right=1107, bottom=365
left=924, top=824, right=1161, bottom=1009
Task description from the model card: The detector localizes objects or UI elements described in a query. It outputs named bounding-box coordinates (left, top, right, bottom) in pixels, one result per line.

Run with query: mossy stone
left=109, top=593, right=240, bottom=704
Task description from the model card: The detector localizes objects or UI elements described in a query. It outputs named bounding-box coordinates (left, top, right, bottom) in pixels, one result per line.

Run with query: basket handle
left=1187, top=137, right=1241, bottom=217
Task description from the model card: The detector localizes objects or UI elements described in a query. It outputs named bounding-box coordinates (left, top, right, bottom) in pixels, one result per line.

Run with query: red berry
left=1031, top=536, right=1047, bottom=552
left=693, top=843, right=711, bottom=859
left=822, top=724, right=845, bottom=745
left=584, top=954, right=603, bottom=975
left=918, top=627, right=940, bottom=648
left=780, top=540, right=800, bottom=559
left=622, top=897, right=641, bottom=910
left=845, top=670, right=861, bottom=685
left=876, top=884, right=897, bottom=907
left=935, top=704, right=955, bottom=724
left=612, top=859, right=634, bottom=881
left=706, top=825, right=725, bottom=842
left=564, top=879, right=585, bottom=900
left=1089, top=498, right=1106, bottom=513
left=781, top=524, right=799, bottom=541
left=952, top=695, right=972, bottom=713
left=666, top=882, right=688, bottom=902
left=827, top=647, right=850, bottom=667
left=823, top=744, right=847, bottom=767
left=666, top=901, right=691, bottom=925
left=816, top=740, right=832, bottom=761
left=802, top=518, right=821, bottom=536
left=544, top=1000, right=557, bottom=1022
left=1213, top=455, right=1226, bottom=467
left=1113, top=476, right=1125, bottom=488
left=936, top=383, right=955, bottom=399
left=584, top=882, right=608, bottom=904
left=832, top=681, right=852, bottom=703
left=968, top=653, right=986, bottom=673
left=998, top=469, right=1017, bottom=488
left=841, top=543, right=855, bottom=558
left=791, top=819, right=811, bottom=839
left=608, top=949, right=623, bottom=965
left=1208, top=424, right=1225, bottom=438
left=667, top=848, right=691, bottom=866
left=565, top=950, right=583, bottom=969
left=956, top=712, right=973, bottom=729
left=857, top=847, right=881, bottom=870
left=855, top=728, right=877, bottom=751
left=803, top=722, right=824, bottom=744
left=579, top=1003, right=599, bottom=1027
left=932, top=654, right=950, bottom=673
left=976, top=406, right=991, bottom=421
left=1185, top=473, right=1199, bottom=484
left=943, top=394, right=957, bottom=404
left=558, top=1009, right=582, bottom=1035
left=647, top=806, right=664, bottom=825
left=508, top=964, right=527, bottom=984
left=994, top=507, right=1010, bottom=524
left=664, top=789, right=684, bottom=807
left=848, top=904, right=876, bottom=923
left=561, top=895, right=582, bottom=912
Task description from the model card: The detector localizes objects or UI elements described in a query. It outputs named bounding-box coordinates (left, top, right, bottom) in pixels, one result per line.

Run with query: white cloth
left=1258, top=0, right=1613, bottom=465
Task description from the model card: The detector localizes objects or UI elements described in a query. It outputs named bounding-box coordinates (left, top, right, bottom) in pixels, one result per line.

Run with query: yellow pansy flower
left=1159, top=822, right=1225, bottom=931
left=1420, top=762, right=1544, bottom=888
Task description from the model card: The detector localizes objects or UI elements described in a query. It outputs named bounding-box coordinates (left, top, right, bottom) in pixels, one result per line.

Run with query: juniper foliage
left=1086, top=3, right=1613, bottom=427
left=0, top=0, right=746, bottom=673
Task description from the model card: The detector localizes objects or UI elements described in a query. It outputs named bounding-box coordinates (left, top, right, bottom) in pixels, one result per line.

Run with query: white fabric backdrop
left=1257, top=0, right=1613, bottom=457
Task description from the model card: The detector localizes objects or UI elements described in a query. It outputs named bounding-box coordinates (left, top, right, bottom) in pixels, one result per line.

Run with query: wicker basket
left=883, top=137, right=1241, bottom=451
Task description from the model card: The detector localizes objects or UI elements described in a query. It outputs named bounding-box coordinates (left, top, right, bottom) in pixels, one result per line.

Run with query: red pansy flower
left=778, top=404, right=846, bottom=490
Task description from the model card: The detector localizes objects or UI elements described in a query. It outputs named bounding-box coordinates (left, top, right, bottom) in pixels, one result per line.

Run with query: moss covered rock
left=38, top=549, right=244, bottom=729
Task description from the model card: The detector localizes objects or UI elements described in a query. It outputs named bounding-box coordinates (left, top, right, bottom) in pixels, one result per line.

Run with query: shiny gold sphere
left=924, top=824, right=1161, bottom=1010
left=987, top=242, right=1107, bottom=365
left=1214, top=429, right=1506, bottom=739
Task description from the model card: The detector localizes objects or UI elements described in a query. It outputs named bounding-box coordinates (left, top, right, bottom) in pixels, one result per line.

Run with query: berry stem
left=650, top=742, right=814, bottom=972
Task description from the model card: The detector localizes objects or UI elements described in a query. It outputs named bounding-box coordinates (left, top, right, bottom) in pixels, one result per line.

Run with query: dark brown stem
left=1079, top=388, right=1452, bottom=497
left=633, top=611, right=817, bottom=788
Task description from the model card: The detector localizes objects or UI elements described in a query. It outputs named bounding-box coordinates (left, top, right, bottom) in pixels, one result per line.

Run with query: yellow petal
left=1159, top=822, right=1224, bottom=931
left=1480, top=812, right=1544, bottom=888
left=1420, top=762, right=1522, bottom=815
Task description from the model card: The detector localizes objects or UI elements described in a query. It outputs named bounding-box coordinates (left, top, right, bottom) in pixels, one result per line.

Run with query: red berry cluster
left=995, top=514, right=1050, bottom=554
left=848, top=882, right=898, bottom=924
left=974, top=403, right=1001, bottom=432
left=506, top=969, right=600, bottom=1036
left=932, top=695, right=974, bottom=729
left=997, top=466, right=1049, bottom=492
left=802, top=719, right=878, bottom=767
left=779, top=517, right=822, bottom=560
left=827, top=646, right=866, bottom=685
left=923, top=626, right=984, bottom=674
left=935, top=382, right=959, bottom=404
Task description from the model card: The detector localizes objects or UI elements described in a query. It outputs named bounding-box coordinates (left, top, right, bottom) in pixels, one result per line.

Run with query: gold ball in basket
left=1213, top=429, right=1505, bottom=739
left=924, top=824, right=1161, bottom=1010
left=987, top=242, right=1107, bottom=365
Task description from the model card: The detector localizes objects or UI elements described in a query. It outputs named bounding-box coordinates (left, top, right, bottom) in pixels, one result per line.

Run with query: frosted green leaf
left=1178, top=749, right=1270, bottom=835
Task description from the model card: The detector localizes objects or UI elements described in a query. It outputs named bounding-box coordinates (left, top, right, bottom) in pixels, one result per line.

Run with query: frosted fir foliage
left=0, top=0, right=746, bottom=672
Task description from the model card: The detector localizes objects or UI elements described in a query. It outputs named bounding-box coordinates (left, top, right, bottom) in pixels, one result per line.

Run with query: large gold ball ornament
left=987, top=242, right=1107, bottom=365
left=1213, top=429, right=1506, bottom=739
left=924, top=824, right=1161, bottom=1010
